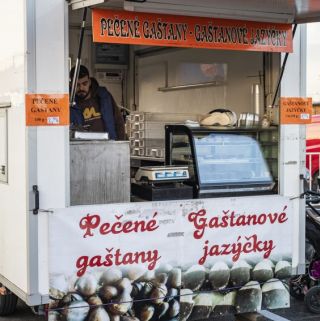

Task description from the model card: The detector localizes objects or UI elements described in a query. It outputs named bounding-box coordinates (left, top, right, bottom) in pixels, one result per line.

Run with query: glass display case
left=165, top=125, right=277, bottom=198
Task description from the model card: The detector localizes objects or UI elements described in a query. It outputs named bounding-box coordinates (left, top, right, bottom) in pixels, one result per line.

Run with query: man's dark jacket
left=70, top=78, right=125, bottom=140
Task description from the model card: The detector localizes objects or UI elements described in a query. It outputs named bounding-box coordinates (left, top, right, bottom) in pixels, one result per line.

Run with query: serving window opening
left=68, top=5, right=281, bottom=205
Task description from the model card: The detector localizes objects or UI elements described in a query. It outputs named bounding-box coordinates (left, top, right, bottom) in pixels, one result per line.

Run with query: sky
left=307, top=23, right=320, bottom=103
left=0, top=1, right=24, bottom=61
left=0, top=1, right=25, bottom=100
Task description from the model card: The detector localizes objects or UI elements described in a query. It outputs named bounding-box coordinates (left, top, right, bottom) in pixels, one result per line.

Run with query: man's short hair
left=69, top=65, right=90, bottom=81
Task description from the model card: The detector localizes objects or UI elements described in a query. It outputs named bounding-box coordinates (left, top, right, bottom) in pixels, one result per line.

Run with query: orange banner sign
left=25, top=94, right=69, bottom=126
left=280, top=97, right=313, bottom=124
left=92, top=9, right=292, bottom=52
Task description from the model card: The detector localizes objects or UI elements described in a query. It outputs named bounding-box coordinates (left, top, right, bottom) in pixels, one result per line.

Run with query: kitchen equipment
left=165, top=125, right=275, bottom=198
left=135, top=166, right=190, bottom=182
left=132, top=165, right=192, bottom=201
left=267, top=106, right=280, bottom=125
left=128, top=112, right=203, bottom=159
left=200, top=109, right=237, bottom=126
left=73, top=131, right=109, bottom=140
left=238, top=113, right=259, bottom=128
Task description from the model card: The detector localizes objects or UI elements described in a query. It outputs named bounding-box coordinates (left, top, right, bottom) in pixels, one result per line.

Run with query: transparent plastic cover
left=194, top=133, right=273, bottom=185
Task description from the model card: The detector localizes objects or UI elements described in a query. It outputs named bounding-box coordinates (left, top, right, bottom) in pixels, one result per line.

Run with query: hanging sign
left=25, top=94, right=69, bottom=126
left=92, top=9, right=292, bottom=52
left=48, top=195, right=293, bottom=319
left=280, top=97, right=313, bottom=124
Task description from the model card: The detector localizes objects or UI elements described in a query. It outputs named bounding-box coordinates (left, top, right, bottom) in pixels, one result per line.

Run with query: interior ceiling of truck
left=68, top=0, right=320, bottom=23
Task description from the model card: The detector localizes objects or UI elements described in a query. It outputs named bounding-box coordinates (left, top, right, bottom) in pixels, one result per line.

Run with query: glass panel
left=259, top=129, right=279, bottom=180
left=171, top=134, right=194, bottom=179
left=193, top=133, right=273, bottom=185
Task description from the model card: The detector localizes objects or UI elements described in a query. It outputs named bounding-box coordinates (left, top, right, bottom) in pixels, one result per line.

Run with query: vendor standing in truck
left=70, top=65, right=125, bottom=140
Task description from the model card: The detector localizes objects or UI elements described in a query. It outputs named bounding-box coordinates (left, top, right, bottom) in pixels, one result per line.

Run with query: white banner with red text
left=48, top=195, right=293, bottom=319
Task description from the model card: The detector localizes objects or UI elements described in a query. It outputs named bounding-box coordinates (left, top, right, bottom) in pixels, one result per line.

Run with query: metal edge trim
left=0, top=102, right=11, bottom=108
left=0, top=274, right=49, bottom=306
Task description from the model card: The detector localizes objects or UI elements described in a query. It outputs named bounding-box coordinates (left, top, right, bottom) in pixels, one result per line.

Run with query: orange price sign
left=25, top=94, right=69, bottom=126
left=280, top=97, right=313, bottom=124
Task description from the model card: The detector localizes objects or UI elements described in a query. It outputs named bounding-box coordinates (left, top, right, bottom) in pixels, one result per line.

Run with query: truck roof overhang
left=67, top=0, right=320, bottom=24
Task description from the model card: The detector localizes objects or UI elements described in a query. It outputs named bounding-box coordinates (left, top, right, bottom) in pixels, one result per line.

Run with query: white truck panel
left=0, top=0, right=69, bottom=304
left=280, top=25, right=307, bottom=274
left=0, top=0, right=28, bottom=293
left=30, top=0, right=69, bottom=297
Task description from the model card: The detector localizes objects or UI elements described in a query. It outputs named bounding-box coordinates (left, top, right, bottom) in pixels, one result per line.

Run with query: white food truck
left=0, top=0, right=319, bottom=320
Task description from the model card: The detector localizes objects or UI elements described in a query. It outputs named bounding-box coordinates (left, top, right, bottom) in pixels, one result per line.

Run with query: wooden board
left=70, top=140, right=130, bottom=205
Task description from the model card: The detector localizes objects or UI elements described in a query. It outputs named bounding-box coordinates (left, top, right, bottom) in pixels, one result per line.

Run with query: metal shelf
left=158, top=81, right=226, bottom=92
left=131, top=156, right=165, bottom=162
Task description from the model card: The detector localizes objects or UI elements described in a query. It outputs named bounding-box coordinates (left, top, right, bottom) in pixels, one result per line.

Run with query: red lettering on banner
left=188, top=206, right=288, bottom=239
left=188, top=209, right=207, bottom=239
left=74, top=204, right=289, bottom=277
left=75, top=248, right=161, bottom=277
left=79, top=212, right=159, bottom=238
left=198, top=234, right=275, bottom=265
left=278, top=206, right=288, bottom=223
left=79, top=214, right=100, bottom=238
